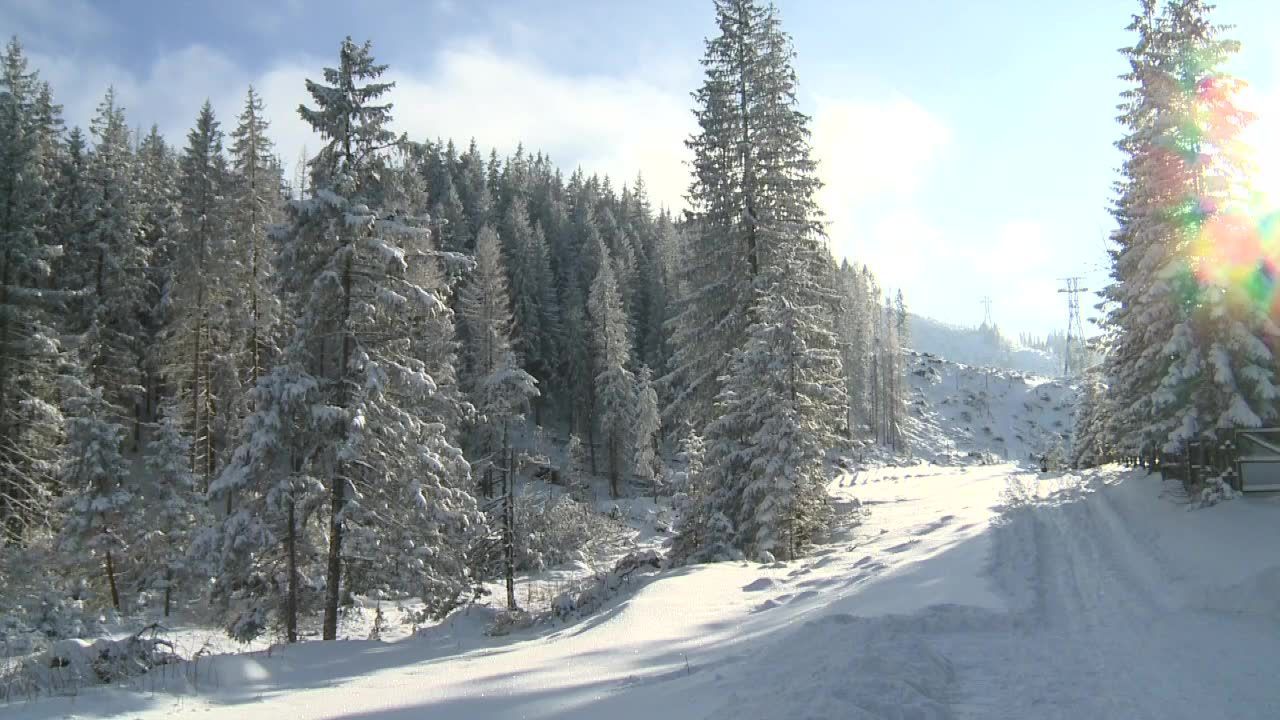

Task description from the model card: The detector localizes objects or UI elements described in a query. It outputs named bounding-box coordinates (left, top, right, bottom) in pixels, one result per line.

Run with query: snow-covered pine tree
left=456, top=225, right=537, bottom=610
left=139, top=403, right=205, bottom=616
left=589, top=242, right=637, bottom=498
left=57, top=381, right=133, bottom=611
left=133, top=125, right=180, bottom=432
left=0, top=40, right=66, bottom=541
left=674, top=0, right=846, bottom=560
left=282, top=37, right=487, bottom=640
left=633, top=364, right=662, bottom=502
left=79, top=89, right=151, bottom=457
left=228, top=86, right=284, bottom=395
left=170, top=101, right=231, bottom=483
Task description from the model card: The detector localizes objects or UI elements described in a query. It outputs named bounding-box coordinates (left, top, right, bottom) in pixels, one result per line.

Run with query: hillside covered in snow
left=902, top=351, right=1076, bottom=464
left=907, top=314, right=1063, bottom=377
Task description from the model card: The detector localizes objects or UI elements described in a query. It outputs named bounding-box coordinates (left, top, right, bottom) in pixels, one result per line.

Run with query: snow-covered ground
left=9, top=461, right=1280, bottom=719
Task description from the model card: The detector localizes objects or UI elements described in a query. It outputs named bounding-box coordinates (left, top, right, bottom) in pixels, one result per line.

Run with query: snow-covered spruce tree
left=564, top=432, right=590, bottom=501
left=138, top=403, right=206, bottom=616
left=198, top=363, right=324, bottom=642
left=500, top=197, right=560, bottom=419
left=57, top=381, right=133, bottom=611
left=880, top=295, right=906, bottom=450
left=670, top=426, right=736, bottom=562
left=633, top=364, right=662, bottom=502
left=457, top=139, right=494, bottom=246
left=673, top=0, right=845, bottom=560
left=0, top=39, right=66, bottom=541
left=707, top=245, right=846, bottom=561
left=667, top=0, right=826, bottom=430
left=170, top=100, right=231, bottom=483
left=228, top=86, right=285, bottom=396
left=81, top=89, right=149, bottom=446
left=459, top=227, right=531, bottom=490
left=457, top=225, right=537, bottom=611
left=1099, top=0, right=1276, bottom=458
left=284, top=38, right=487, bottom=639
left=589, top=242, right=637, bottom=498
left=1149, top=0, right=1278, bottom=450
left=134, top=125, right=180, bottom=433
left=834, top=260, right=870, bottom=440
left=1070, top=367, right=1112, bottom=468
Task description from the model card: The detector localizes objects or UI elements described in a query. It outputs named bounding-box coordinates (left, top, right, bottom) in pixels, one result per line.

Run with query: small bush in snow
left=513, top=490, right=629, bottom=573
left=487, top=609, right=536, bottom=636
left=0, top=545, right=104, bottom=655
left=1197, top=476, right=1237, bottom=508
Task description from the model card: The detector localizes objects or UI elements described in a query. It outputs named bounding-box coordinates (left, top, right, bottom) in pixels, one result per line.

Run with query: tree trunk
left=503, top=425, right=516, bottom=611
left=286, top=495, right=299, bottom=643
left=587, top=410, right=598, bottom=475
left=163, top=567, right=172, bottom=617
left=105, top=547, right=121, bottom=611
left=323, top=250, right=355, bottom=641
left=609, top=434, right=619, bottom=498
left=736, top=2, right=758, bottom=281
left=191, top=311, right=202, bottom=478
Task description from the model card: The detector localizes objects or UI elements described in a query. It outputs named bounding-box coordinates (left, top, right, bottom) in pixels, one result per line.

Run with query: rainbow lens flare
left=1158, top=62, right=1279, bottom=318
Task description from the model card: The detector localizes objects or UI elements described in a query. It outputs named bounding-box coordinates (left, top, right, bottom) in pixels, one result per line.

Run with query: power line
left=1058, top=277, right=1089, bottom=376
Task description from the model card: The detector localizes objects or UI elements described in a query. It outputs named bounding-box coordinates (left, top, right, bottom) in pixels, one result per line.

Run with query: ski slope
left=10, top=463, right=1280, bottom=719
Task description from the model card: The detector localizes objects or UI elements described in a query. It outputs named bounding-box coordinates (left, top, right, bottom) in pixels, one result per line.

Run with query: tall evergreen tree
left=82, top=89, right=148, bottom=442
left=673, top=0, right=845, bottom=560
left=285, top=38, right=485, bottom=639
left=589, top=242, right=636, bottom=497
left=228, top=86, right=284, bottom=393
left=1097, top=0, right=1277, bottom=456
left=171, top=101, right=229, bottom=482
left=0, top=39, right=65, bottom=541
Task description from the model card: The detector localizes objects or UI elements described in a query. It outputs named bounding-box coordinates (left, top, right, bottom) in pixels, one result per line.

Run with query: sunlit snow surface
left=9, top=462, right=1280, bottom=719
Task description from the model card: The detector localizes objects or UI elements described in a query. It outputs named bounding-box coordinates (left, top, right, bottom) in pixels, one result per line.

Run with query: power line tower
left=1058, top=277, right=1088, bottom=376
left=980, top=296, right=993, bottom=327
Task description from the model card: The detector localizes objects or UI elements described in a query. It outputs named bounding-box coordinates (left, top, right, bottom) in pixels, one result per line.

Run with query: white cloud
left=386, top=42, right=694, bottom=210
left=32, top=39, right=696, bottom=211
left=810, top=94, right=951, bottom=293
left=0, top=0, right=114, bottom=45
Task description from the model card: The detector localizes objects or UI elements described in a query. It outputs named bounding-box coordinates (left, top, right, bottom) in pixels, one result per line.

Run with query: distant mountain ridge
left=906, top=313, right=1061, bottom=377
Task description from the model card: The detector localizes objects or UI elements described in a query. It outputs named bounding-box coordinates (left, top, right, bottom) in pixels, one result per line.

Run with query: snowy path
left=946, top=472, right=1280, bottom=719
left=9, top=464, right=1280, bottom=719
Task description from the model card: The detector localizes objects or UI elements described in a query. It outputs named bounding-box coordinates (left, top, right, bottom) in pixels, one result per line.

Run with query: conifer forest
left=3, top=2, right=1280, bottom=718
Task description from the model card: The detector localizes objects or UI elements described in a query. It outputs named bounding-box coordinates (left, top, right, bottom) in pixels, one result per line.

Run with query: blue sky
left=5, top=0, right=1280, bottom=338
